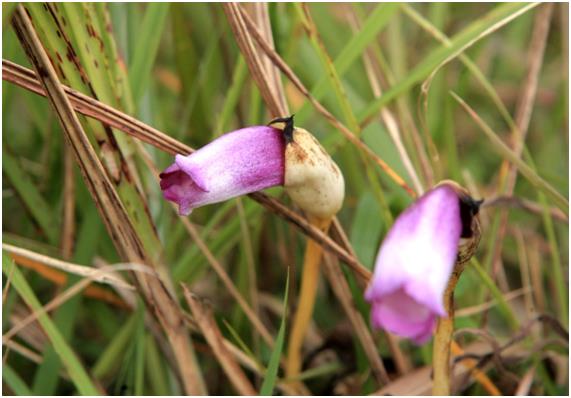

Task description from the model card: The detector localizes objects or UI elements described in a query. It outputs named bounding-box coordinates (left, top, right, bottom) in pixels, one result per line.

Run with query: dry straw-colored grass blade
left=322, top=253, right=389, bottom=385
left=183, top=285, right=257, bottom=396
left=3, top=243, right=135, bottom=290
left=223, top=2, right=287, bottom=118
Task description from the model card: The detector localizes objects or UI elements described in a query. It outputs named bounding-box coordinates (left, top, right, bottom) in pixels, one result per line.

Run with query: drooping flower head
left=364, top=181, right=482, bottom=344
left=160, top=116, right=345, bottom=219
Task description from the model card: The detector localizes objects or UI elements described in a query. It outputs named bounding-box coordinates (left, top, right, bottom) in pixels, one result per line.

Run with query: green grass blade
left=2, top=148, right=60, bottom=245
left=521, top=138, right=568, bottom=327
left=400, top=3, right=515, bottom=131
left=350, top=191, right=384, bottom=269
left=296, top=3, right=399, bottom=123
left=26, top=3, right=131, bottom=155
left=2, top=3, right=16, bottom=28
left=294, top=3, right=360, bottom=133
left=60, top=3, right=124, bottom=110
left=92, top=314, right=138, bottom=379
left=451, top=91, right=569, bottom=214
left=2, top=365, right=33, bottom=396
left=538, top=191, right=568, bottom=325
left=31, top=205, right=102, bottom=394
left=2, top=253, right=100, bottom=395
left=128, top=3, right=170, bottom=104
left=31, top=276, right=82, bottom=395
left=260, top=271, right=290, bottom=396
left=145, top=333, right=170, bottom=395
left=222, top=318, right=263, bottom=370
left=469, top=258, right=519, bottom=331
left=214, top=55, right=248, bottom=136
left=93, top=3, right=134, bottom=112
left=285, top=361, right=343, bottom=382
left=358, top=2, right=538, bottom=124
left=170, top=4, right=210, bottom=135
left=134, top=306, right=146, bottom=395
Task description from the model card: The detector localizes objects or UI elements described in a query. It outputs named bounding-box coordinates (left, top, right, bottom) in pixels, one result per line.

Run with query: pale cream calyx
left=284, top=128, right=345, bottom=219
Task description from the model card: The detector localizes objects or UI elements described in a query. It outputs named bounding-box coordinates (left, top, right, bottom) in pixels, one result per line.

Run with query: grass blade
left=2, top=365, right=33, bottom=396
left=469, top=257, right=519, bottom=330
left=451, top=91, right=569, bottom=214
left=2, top=253, right=100, bottom=395
left=400, top=3, right=515, bottom=130
left=2, top=2, right=16, bottom=28
left=214, top=55, right=248, bottom=136
left=260, top=271, right=290, bottom=396
left=144, top=333, right=170, bottom=395
left=296, top=3, right=398, bottom=123
left=358, top=3, right=538, bottom=124
left=92, top=314, right=137, bottom=379
left=183, top=285, right=257, bottom=395
left=128, top=3, right=170, bottom=104
left=2, top=148, right=60, bottom=245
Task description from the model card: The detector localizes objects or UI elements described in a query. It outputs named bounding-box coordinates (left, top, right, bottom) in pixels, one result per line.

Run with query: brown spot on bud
left=284, top=127, right=344, bottom=219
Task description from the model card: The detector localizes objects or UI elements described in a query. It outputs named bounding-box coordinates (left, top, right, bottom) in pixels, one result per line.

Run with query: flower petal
left=365, top=184, right=463, bottom=343
left=174, top=155, right=209, bottom=192
left=160, top=126, right=285, bottom=215
left=371, top=288, right=437, bottom=344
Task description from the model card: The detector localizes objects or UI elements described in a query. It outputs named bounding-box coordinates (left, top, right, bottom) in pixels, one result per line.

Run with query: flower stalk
left=431, top=182, right=483, bottom=395
left=286, top=215, right=332, bottom=379
left=432, top=262, right=463, bottom=395
left=267, top=116, right=345, bottom=381
left=432, top=258, right=500, bottom=396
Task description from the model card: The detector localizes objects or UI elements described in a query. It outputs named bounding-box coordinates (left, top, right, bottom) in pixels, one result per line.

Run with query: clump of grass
left=2, top=3, right=568, bottom=395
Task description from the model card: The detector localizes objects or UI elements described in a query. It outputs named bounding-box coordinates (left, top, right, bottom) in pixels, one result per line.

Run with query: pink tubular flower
left=160, top=126, right=285, bottom=215
left=365, top=183, right=465, bottom=344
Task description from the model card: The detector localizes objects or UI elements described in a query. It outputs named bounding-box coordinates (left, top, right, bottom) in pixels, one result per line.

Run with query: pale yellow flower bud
left=284, top=127, right=345, bottom=219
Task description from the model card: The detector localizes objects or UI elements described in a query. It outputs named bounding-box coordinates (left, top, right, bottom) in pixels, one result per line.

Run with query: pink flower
left=365, top=183, right=467, bottom=344
left=160, top=126, right=285, bottom=215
